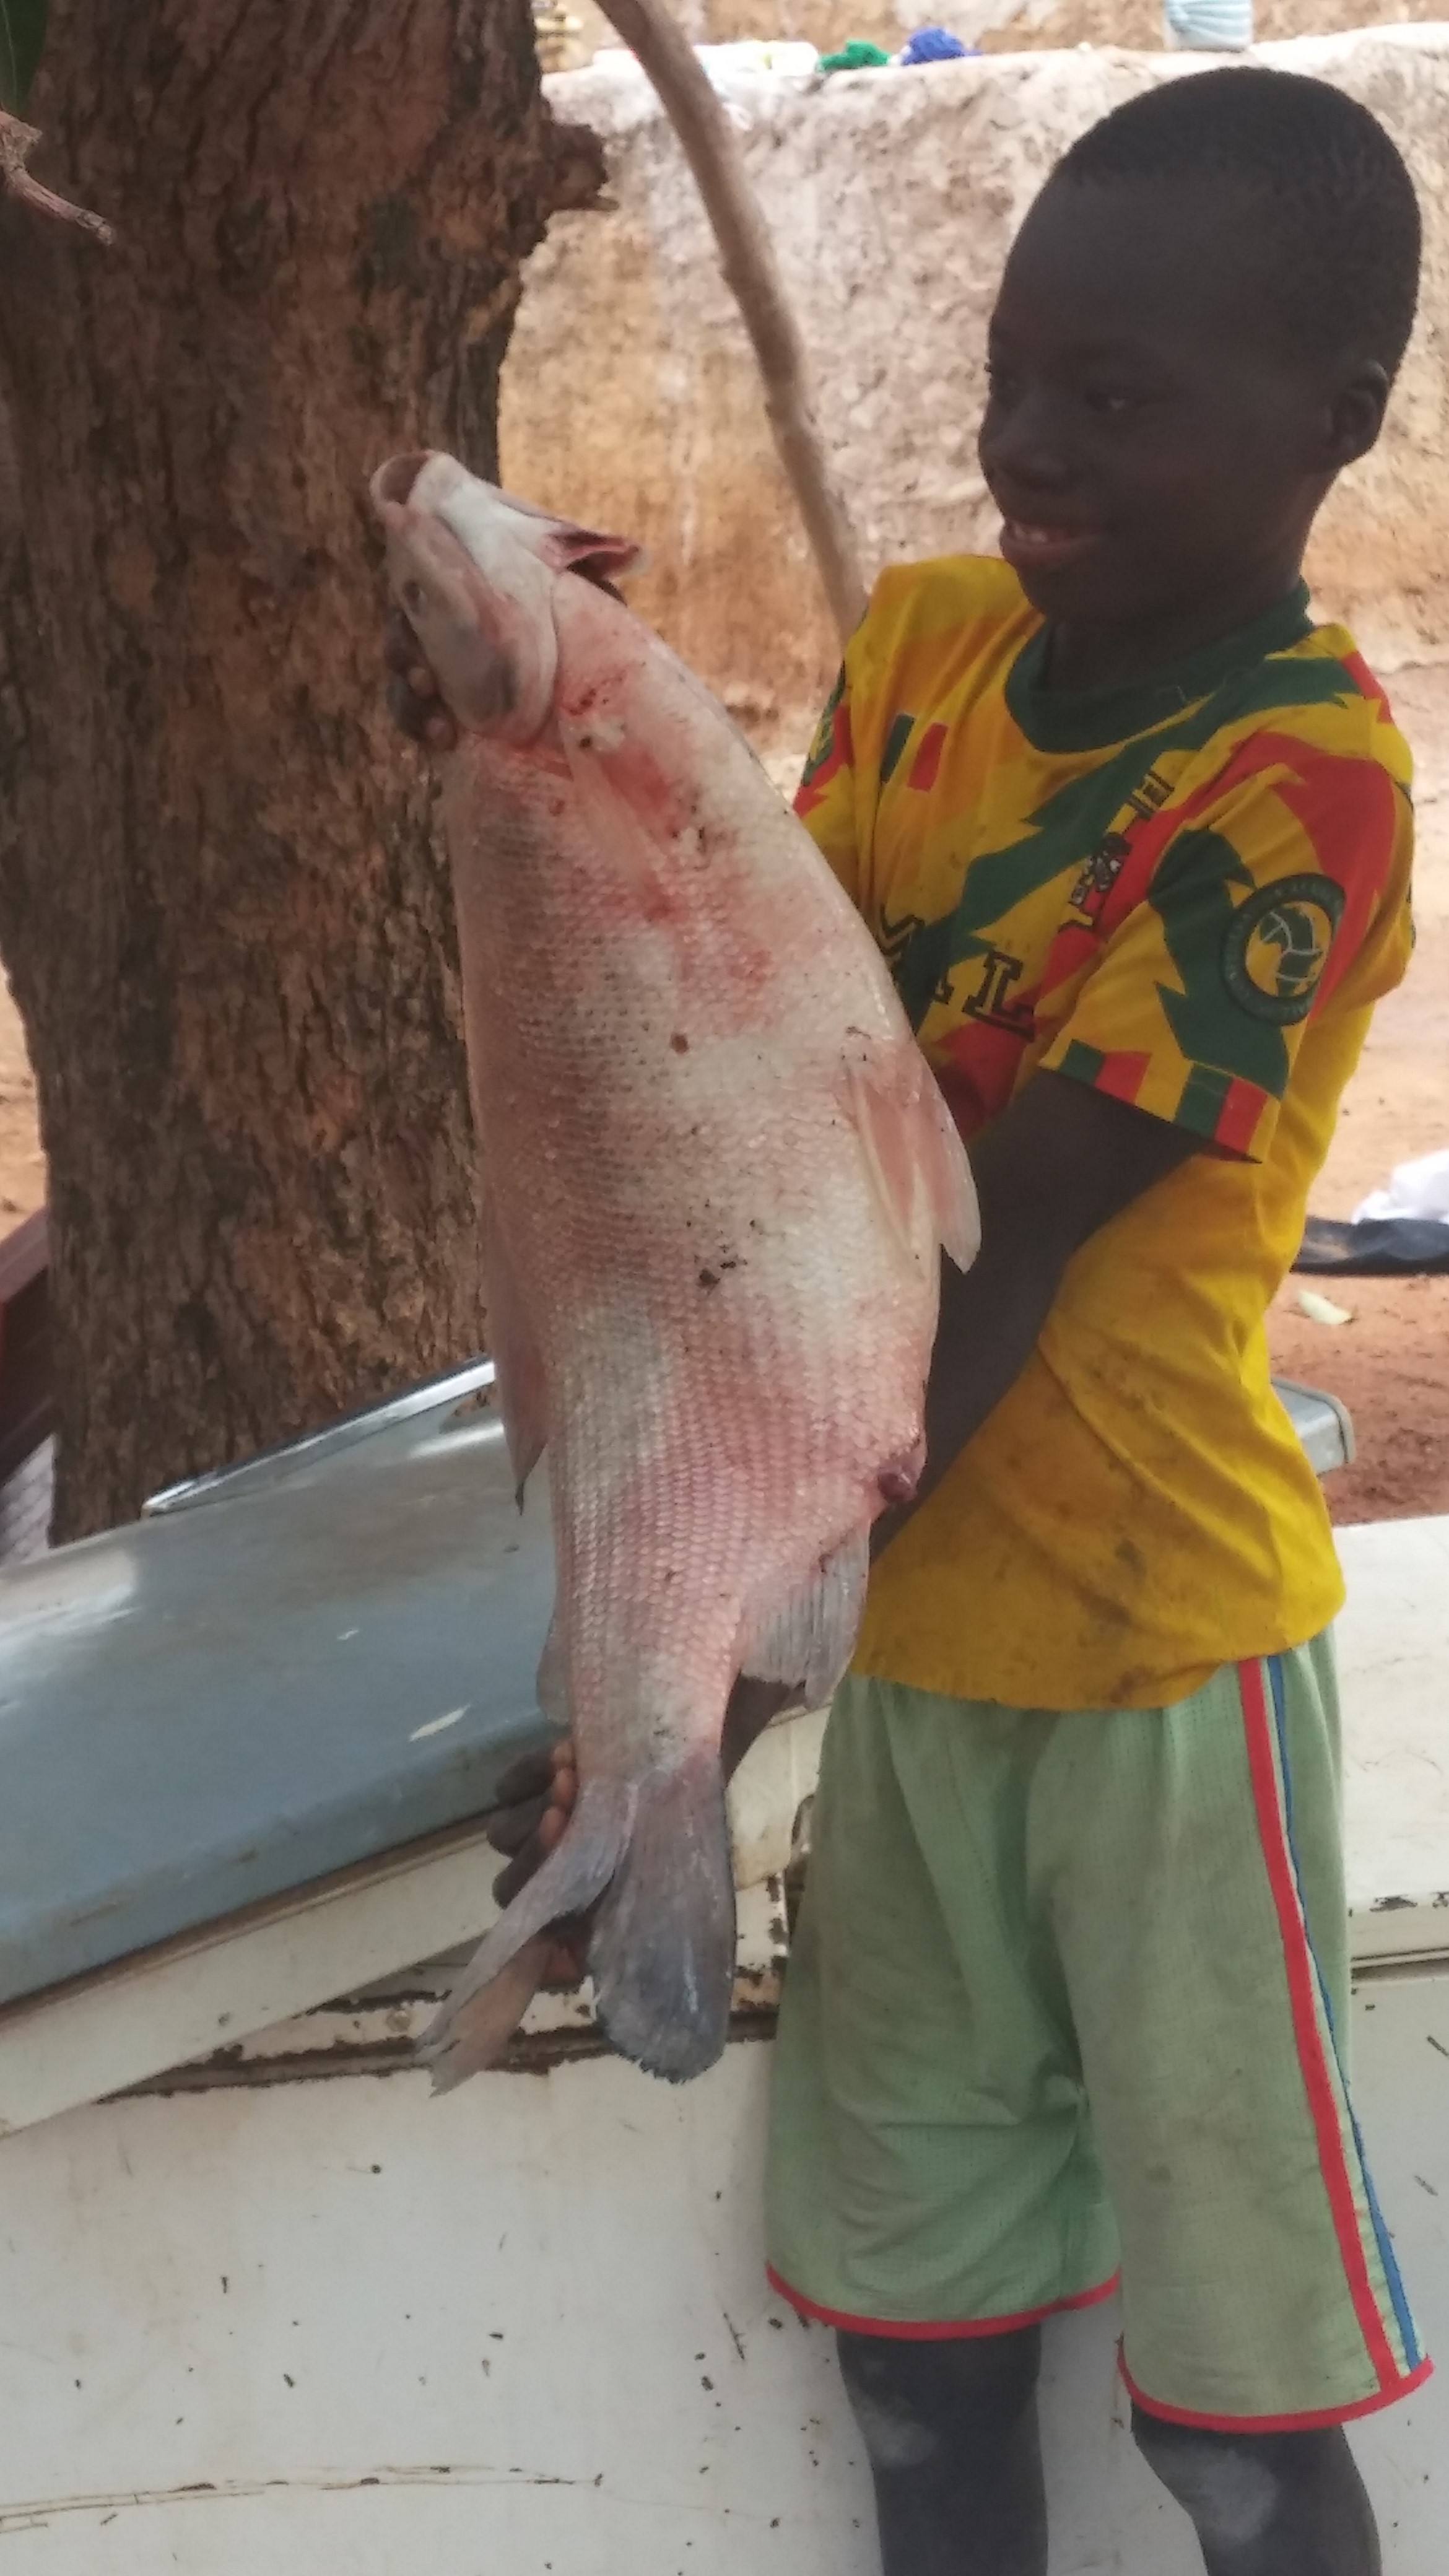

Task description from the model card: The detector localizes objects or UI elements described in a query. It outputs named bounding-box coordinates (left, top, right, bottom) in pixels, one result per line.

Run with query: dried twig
left=591, top=0, right=866, bottom=644
left=0, top=108, right=112, bottom=244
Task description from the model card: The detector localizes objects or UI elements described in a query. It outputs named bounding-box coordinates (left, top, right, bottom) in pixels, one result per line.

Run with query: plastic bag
left=1353, top=1149, right=1449, bottom=1227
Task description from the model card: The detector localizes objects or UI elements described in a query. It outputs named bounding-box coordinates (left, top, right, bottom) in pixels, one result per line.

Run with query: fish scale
left=370, top=451, right=980, bottom=2084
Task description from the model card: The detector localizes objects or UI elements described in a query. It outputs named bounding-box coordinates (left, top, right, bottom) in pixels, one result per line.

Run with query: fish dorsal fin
left=844, top=1043, right=980, bottom=1276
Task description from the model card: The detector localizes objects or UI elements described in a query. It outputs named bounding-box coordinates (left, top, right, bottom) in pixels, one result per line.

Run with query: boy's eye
left=1082, top=384, right=1146, bottom=417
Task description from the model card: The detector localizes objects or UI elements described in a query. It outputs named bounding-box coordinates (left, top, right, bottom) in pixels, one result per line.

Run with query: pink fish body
left=370, top=453, right=978, bottom=2082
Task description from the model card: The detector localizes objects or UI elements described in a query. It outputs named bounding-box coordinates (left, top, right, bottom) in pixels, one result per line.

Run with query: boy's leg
left=838, top=2324, right=1047, bottom=2576
left=1131, top=2410, right=1380, bottom=2576
left=1045, top=1637, right=1425, bottom=2564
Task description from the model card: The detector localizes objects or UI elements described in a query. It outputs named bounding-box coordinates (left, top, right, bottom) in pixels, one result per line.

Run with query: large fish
left=370, top=453, right=978, bottom=2085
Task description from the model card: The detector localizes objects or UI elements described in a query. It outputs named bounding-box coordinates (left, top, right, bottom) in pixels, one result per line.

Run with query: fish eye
left=402, top=577, right=425, bottom=613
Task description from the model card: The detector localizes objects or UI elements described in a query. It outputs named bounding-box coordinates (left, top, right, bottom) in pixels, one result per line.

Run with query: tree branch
left=0, top=110, right=113, bottom=245
left=591, top=0, right=866, bottom=644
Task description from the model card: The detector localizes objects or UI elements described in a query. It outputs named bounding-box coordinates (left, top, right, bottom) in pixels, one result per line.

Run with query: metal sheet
left=0, top=1367, right=555, bottom=2007
left=0, top=1360, right=1355, bottom=2012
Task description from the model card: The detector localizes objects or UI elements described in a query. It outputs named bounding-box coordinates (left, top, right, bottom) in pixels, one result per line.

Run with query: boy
left=388, top=66, right=1424, bottom=2574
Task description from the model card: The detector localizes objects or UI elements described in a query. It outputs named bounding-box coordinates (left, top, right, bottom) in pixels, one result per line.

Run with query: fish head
left=371, top=451, right=643, bottom=744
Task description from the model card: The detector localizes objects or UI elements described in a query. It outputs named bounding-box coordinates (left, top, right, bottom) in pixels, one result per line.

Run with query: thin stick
left=591, top=0, right=866, bottom=643
left=0, top=110, right=113, bottom=245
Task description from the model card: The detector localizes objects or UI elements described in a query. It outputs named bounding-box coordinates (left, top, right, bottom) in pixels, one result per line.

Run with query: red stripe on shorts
left=1121, top=2348, right=1432, bottom=2435
left=1238, top=1657, right=1401, bottom=2391
left=765, top=2263, right=1120, bottom=2339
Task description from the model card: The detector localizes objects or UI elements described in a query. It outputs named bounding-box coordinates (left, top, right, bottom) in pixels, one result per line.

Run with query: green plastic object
left=819, top=38, right=892, bottom=70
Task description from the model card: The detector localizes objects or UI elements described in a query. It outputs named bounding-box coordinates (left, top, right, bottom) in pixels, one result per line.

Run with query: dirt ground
left=0, top=669, right=1444, bottom=1523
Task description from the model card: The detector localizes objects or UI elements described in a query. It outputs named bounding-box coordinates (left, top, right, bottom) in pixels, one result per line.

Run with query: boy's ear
left=1326, top=362, right=1391, bottom=469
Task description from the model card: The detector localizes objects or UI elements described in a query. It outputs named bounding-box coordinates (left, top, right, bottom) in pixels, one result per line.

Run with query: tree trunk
left=0, top=0, right=602, bottom=1539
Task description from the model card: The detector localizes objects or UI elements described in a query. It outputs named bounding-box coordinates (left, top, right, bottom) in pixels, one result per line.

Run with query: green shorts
left=765, top=1639, right=1430, bottom=2430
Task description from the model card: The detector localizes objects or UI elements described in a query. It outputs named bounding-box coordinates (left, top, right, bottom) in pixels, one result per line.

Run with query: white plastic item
left=1353, top=1147, right=1449, bottom=1226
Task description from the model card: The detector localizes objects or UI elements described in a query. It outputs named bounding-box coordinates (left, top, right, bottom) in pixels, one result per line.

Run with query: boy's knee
left=1131, top=2408, right=1380, bottom=2575
left=837, top=2322, right=1042, bottom=2469
left=1131, top=2409, right=1282, bottom=2551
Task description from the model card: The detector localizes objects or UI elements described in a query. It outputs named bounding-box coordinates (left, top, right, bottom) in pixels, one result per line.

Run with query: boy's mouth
left=999, top=519, right=1099, bottom=573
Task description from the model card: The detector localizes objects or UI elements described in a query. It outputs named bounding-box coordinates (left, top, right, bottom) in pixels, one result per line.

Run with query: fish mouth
left=373, top=451, right=432, bottom=509
left=998, top=516, right=1100, bottom=574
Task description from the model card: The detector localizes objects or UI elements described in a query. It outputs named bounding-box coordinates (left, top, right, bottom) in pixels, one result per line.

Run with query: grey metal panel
left=0, top=1360, right=1354, bottom=2012
left=0, top=1377, right=555, bottom=2008
left=1274, top=1376, right=1355, bottom=1476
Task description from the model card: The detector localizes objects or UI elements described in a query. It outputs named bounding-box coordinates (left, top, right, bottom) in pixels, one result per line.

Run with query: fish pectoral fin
left=556, top=712, right=678, bottom=905
left=844, top=1047, right=981, bottom=1278
left=588, top=1751, right=737, bottom=2084
left=418, top=1778, right=634, bottom=2090
left=737, top=1530, right=870, bottom=1713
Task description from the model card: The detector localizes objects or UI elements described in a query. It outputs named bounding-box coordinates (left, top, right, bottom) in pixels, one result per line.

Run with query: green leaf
left=0, top=0, right=46, bottom=113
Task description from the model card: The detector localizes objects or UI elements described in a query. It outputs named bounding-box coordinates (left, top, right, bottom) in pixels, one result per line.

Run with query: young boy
left=388, top=65, right=1424, bottom=2574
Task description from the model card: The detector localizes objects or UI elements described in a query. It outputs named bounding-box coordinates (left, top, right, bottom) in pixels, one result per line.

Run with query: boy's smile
left=978, top=172, right=1390, bottom=694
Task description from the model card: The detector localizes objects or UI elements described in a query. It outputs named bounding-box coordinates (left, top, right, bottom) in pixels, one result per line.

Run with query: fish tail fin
left=588, top=1752, right=736, bottom=2085
left=419, top=1777, right=633, bottom=2093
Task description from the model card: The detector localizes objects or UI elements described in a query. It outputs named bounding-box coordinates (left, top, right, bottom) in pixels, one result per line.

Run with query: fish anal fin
left=844, top=1045, right=980, bottom=1277
left=588, top=1752, right=736, bottom=2084
left=737, top=1530, right=870, bottom=1713
left=418, top=1777, right=633, bottom=2084
left=535, top=1611, right=568, bottom=1730
left=426, top=1935, right=556, bottom=2094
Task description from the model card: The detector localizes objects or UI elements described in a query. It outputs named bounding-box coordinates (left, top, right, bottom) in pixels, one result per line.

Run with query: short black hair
left=1055, top=67, right=1421, bottom=381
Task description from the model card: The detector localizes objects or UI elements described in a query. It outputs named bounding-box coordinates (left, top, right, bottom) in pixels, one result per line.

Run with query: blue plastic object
left=900, top=24, right=975, bottom=62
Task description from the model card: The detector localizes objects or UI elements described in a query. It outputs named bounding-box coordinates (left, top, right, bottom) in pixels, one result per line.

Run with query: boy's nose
left=979, top=394, right=1077, bottom=497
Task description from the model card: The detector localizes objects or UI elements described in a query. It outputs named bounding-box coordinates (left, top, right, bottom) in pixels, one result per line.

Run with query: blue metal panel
left=0, top=1365, right=555, bottom=2006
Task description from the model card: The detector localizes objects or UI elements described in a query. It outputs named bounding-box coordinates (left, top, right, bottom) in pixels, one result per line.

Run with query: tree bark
left=0, top=0, right=602, bottom=1538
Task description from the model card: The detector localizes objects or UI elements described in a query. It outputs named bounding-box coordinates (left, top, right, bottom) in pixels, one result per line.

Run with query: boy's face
left=978, top=173, right=1386, bottom=642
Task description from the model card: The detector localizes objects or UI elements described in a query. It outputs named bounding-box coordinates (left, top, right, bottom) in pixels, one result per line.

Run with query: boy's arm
left=874, top=1068, right=1198, bottom=1556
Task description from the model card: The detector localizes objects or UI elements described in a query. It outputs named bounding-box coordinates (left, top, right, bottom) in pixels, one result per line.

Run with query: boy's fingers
left=540, top=1924, right=591, bottom=1989
left=383, top=607, right=424, bottom=675
left=385, top=674, right=433, bottom=744
left=489, top=1799, right=569, bottom=1910
left=492, top=1747, right=557, bottom=1806
left=485, top=1793, right=550, bottom=1860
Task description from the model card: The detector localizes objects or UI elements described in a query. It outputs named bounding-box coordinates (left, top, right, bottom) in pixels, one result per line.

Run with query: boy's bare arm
left=873, top=1069, right=1199, bottom=1557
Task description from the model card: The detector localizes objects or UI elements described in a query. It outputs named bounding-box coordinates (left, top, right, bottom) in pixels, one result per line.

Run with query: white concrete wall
left=505, top=29, right=1449, bottom=746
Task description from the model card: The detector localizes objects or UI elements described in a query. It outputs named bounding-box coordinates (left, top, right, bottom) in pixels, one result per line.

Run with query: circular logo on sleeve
left=1223, top=874, right=1345, bottom=1024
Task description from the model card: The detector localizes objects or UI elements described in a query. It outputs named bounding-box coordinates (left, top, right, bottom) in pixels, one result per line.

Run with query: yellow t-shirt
left=798, top=557, right=1414, bottom=1709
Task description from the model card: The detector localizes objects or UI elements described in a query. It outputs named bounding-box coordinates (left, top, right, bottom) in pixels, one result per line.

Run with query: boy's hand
left=383, top=608, right=458, bottom=752
left=482, top=1676, right=796, bottom=1989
